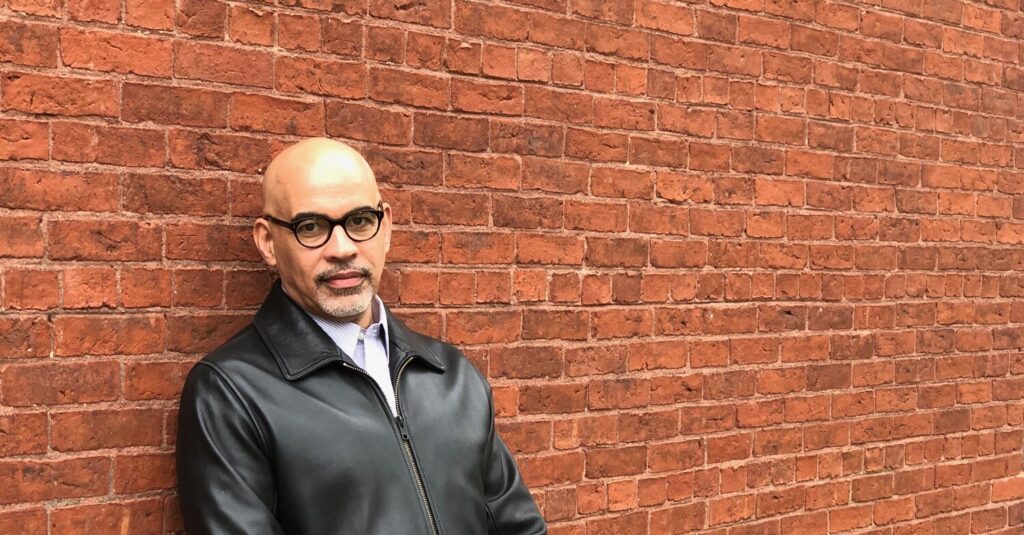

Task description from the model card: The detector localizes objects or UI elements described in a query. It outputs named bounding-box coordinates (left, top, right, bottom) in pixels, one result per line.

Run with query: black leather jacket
left=176, top=282, right=546, bottom=534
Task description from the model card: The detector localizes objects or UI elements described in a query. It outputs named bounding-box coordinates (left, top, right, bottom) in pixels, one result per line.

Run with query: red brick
left=525, top=86, right=594, bottom=124
left=414, top=113, right=489, bottom=151
left=49, top=220, right=161, bottom=261
left=66, top=0, right=119, bottom=23
left=370, top=67, right=449, bottom=109
left=1, top=168, right=118, bottom=212
left=166, top=314, right=249, bottom=353
left=586, top=445, right=647, bottom=477
left=50, top=500, right=162, bottom=535
left=321, top=18, right=362, bottom=56
left=517, top=233, right=584, bottom=265
left=0, top=20, right=58, bottom=67
left=441, top=232, right=514, bottom=264
left=52, top=122, right=165, bottom=167
left=445, top=153, right=520, bottom=189
left=51, top=408, right=163, bottom=451
left=174, top=41, right=274, bottom=88
left=230, top=93, right=323, bottom=136
left=491, top=345, right=563, bottom=378
left=0, top=215, right=44, bottom=258
left=370, top=0, right=450, bottom=28
left=122, top=268, right=173, bottom=308
left=2, top=72, right=117, bottom=117
left=123, top=174, right=227, bottom=216
left=60, top=28, right=172, bottom=76
left=228, top=5, right=274, bottom=45
left=0, top=457, right=110, bottom=504
left=126, top=0, right=173, bottom=29
left=1, top=361, right=120, bottom=406
left=445, top=310, right=521, bottom=344
left=490, top=120, right=564, bottom=157
left=585, top=375, right=647, bottom=407
left=326, top=102, right=410, bottom=145
left=176, top=0, right=225, bottom=37
left=168, top=130, right=273, bottom=174
left=123, top=83, right=229, bottom=127
left=276, top=56, right=366, bottom=98
left=586, top=24, right=649, bottom=61
left=0, top=413, right=47, bottom=456
left=114, top=454, right=176, bottom=493
left=453, top=79, right=523, bottom=115
left=125, top=360, right=192, bottom=400
left=54, top=315, right=164, bottom=356
left=566, top=128, right=628, bottom=162
left=0, top=119, right=48, bottom=161
left=278, top=13, right=320, bottom=51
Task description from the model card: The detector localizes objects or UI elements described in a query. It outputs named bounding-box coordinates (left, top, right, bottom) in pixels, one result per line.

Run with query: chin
left=317, top=290, right=373, bottom=321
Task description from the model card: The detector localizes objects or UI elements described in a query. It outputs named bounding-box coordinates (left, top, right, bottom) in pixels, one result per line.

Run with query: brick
left=176, top=0, right=226, bottom=37
left=0, top=168, right=117, bottom=212
left=441, top=232, right=514, bottom=264
left=54, top=315, right=164, bottom=356
left=2, top=72, right=118, bottom=117
left=276, top=57, right=366, bottom=98
left=127, top=0, right=173, bottom=30
left=49, top=220, right=161, bottom=261
left=52, top=408, right=163, bottom=451
left=453, top=79, right=523, bottom=115
left=445, top=310, right=521, bottom=344
left=0, top=119, right=48, bottom=161
left=165, top=222, right=257, bottom=261
left=447, top=153, right=520, bottom=190
left=50, top=500, right=162, bottom=535
left=125, top=360, right=191, bottom=400
left=169, top=130, right=272, bottom=174
left=517, top=233, right=585, bottom=265
left=490, top=120, right=564, bottom=157
left=493, top=194, right=563, bottom=229
left=414, top=113, right=488, bottom=151
left=369, top=67, right=449, bottom=109
left=230, top=93, right=324, bottom=135
left=566, top=128, right=627, bottom=162
left=586, top=445, right=647, bottom=477
left=174, top=41, right=274, bottom=88
left=326, top=102, right=410, bottom=145
left=0, top=457, right=109, bottom=504
left=586, top=24, right=649, bottom=61
left=491, top=345, right=563, bottom=378
left=0, top=412, right=47, bottom=456
left=0, top=215, right=44, bottom=258
left=525, top=86, right=594, bottom=125
left=1, top=361, right=120, bottom=406
left=455, top=0, right=528, bottom=40
left=52, top=123, right=165, bottom=167
left=166, top=314, right=250, bottom=353
left=122, top=83, right=228, bottom=127
left=124, top=174, right=228, bottom=215
left=370, top=0, right=450, bottom=28
left=60, top=28, right=172, bottom=76
left=0, top=20, right=58, bottom=67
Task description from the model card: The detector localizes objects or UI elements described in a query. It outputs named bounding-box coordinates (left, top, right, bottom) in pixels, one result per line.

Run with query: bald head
left=253, top=137, right=392, bottom=325
left=262, top=137, right=378, bottom=216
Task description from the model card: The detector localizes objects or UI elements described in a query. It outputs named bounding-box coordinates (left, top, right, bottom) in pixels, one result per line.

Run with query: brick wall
left=2, top=0, right=1024, bottom=533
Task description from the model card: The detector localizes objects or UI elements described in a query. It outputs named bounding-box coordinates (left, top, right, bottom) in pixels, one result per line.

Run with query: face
left=254, top=143, right=391, bottom=327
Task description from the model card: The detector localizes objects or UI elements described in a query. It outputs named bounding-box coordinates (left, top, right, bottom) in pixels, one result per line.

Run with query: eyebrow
left=289, top=205, right=377, bottom=222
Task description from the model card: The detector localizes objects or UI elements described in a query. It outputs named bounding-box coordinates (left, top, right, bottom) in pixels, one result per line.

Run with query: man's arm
left=177, top=363, right=285, bottom=535
left=482, top=391, right=548, bottom=535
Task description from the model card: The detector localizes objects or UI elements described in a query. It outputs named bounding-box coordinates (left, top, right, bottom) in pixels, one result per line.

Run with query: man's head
left=254, top=138, right=391, bottom=327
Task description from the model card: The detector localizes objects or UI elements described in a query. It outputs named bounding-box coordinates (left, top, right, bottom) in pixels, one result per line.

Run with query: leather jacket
left=176, top=282, right=547, bottom=535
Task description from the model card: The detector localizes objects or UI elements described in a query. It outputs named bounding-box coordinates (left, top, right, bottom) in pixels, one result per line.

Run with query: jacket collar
left=254, top=281, right=445, bottom=381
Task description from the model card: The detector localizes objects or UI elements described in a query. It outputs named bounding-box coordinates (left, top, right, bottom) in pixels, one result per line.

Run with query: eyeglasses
left=263, top=203, right=384, bottom=249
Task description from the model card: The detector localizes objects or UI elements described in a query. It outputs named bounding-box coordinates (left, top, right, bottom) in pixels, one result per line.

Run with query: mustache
left=315, top=265, right=371, bottom=283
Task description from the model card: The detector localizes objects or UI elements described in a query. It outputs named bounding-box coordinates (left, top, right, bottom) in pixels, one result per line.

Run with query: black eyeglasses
left=263, top=203, right=384, bottom=249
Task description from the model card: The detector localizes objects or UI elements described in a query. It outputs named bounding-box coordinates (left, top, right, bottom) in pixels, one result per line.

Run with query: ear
left=253, top=218, right=278, bottom=267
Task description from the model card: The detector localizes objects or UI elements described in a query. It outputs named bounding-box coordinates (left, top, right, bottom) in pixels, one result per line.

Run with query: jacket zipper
left=344, top=359, right=439, bottom=535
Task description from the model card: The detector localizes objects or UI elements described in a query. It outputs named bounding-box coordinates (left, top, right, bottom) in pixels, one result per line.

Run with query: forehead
left=269, top=151, right=379, bottom=217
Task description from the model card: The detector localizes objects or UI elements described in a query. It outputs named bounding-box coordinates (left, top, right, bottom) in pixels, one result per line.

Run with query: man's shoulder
left=191, top=320, right=274, bottom=377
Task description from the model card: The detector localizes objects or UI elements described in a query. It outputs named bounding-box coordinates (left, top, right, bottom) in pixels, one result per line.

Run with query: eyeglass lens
left=294, top=211, right=381, bottom=247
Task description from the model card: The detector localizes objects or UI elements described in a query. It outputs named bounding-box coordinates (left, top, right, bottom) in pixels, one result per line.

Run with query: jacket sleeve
left=482, top=390, right=548, bottom=535
left=177, top=362, right=285, bottom=535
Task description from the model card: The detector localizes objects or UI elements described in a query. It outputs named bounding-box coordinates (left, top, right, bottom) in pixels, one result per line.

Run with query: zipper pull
left=396, top=415, right=410, bottom=441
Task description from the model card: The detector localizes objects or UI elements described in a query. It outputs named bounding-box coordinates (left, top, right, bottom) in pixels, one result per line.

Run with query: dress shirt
left=305, top=296, right=396, bottom=416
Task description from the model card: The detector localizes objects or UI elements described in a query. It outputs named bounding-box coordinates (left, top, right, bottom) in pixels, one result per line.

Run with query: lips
left=323, top=271, right=365, bottom=289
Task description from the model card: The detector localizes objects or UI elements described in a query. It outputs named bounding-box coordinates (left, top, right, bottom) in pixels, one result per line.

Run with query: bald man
left=177, top=138, right=546, bottom=535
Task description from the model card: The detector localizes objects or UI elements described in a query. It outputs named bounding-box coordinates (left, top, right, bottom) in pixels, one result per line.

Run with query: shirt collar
left=282, top=286, right=390, bottom=361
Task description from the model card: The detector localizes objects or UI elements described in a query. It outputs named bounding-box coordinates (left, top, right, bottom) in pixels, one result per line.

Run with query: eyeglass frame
left=261, top=202, right=386, bottom=249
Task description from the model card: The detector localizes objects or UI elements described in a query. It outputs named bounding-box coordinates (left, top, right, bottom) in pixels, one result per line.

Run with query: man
left=176, top=138, right=546, bottom=534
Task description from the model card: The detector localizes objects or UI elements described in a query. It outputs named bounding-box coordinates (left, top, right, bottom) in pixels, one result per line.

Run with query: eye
left=348, top=213, right=376, bottom=228
left=295, top=218, right=326, bottom=237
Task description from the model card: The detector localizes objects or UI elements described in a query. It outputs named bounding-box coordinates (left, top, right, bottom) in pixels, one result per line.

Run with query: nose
left=321, top=226, right=359, bottom=260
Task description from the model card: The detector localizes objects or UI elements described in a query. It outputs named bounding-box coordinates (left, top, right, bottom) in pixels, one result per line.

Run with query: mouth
left=317, top=268, right=369, bottom=291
